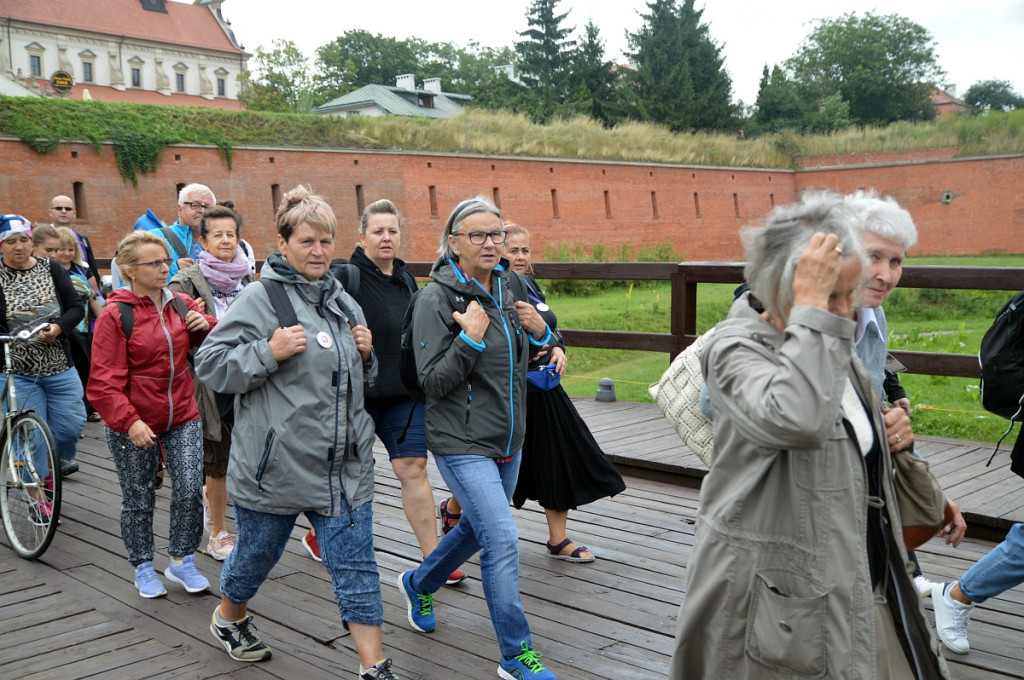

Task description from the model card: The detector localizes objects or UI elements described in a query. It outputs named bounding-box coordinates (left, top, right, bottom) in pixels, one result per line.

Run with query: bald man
left=49, top=195, right=100, bottom=282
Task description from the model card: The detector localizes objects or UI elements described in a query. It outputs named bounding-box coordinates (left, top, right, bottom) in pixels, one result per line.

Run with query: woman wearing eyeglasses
left=395, top=197, right=560, bottom=680
left=88, top=231, right=217, bottom=599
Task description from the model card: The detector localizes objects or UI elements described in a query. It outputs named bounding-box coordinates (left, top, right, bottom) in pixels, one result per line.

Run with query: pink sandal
left=439, top=498, right=461, bottom=535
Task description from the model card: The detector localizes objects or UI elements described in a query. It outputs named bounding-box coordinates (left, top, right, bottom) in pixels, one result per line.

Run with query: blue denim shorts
left=365, top=399, right=426, bottom=460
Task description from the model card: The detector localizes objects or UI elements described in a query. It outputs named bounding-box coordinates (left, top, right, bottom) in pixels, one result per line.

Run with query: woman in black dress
left=504, top=223, right=626, bottom=563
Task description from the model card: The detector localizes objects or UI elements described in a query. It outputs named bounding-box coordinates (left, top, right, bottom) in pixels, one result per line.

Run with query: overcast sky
left=224, top=0, right=1023, bottom=105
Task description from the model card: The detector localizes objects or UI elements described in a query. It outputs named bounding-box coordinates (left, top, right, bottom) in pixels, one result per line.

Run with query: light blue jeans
left=959, top=521, right=1024, bottom=603
left=1, top=368, right=86, bottom=468
left=221, top=500, right=383, bottom=627
left=409, top=451, right=532, bottom=660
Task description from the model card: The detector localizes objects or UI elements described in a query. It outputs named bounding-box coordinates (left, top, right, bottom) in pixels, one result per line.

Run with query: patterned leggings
left=106, top=419, right=204, bottom=566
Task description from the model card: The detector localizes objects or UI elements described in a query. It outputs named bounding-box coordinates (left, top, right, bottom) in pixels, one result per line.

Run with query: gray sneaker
left=360, top=658, right=400, bottom=679
left=933, top=581, right=974, bottom=654
left=210, top=609, right=273, bottom=662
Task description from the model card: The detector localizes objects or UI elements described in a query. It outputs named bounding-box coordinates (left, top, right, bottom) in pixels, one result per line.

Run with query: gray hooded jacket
left=194, top=255, right=378, bottom=516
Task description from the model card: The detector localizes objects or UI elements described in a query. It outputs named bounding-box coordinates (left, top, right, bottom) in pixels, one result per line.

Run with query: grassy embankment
left=551, top=254, right=1024, bottom=445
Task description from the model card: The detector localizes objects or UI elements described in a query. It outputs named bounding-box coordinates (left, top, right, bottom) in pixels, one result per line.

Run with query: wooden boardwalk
left=1, top=398, right=1023, bottom=680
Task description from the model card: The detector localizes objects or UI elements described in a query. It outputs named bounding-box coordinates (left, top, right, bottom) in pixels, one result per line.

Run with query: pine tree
left=515, top=0, right=576, bottom=121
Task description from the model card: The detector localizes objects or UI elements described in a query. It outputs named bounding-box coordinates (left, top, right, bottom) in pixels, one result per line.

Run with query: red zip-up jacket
left=88, top=288, right=216, bottom=434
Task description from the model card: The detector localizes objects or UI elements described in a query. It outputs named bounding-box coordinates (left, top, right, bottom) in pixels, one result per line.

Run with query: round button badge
left=316, top=331, right=332, bottom=348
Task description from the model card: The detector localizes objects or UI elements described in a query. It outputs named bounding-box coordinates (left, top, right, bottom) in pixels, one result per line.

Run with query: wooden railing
left=102, top=258, right=1023, bottom=380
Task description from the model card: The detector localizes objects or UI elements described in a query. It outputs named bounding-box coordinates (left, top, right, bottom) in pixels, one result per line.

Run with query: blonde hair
left=503, top=222, right=534, bottom=275
left=114, top=230, right=170, bottom=274
left=275, top=185, right=336, bottom=241
left=56, top=227, right=85, bottom=266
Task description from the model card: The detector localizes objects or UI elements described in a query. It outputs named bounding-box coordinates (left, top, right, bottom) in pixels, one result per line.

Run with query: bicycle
left=0, top=321, right=61, bottom=559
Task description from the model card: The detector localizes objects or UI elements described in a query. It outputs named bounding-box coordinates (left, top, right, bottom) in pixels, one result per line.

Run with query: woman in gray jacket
left=394, top=197, right=560, bottom=680
left=195, top=187, right=399, bottom=680
left=670, top=194, right=948, bottom=679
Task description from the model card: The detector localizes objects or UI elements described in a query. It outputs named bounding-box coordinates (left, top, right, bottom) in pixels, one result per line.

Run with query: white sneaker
left=913, top=574, right=939, bottom=597
left=933, top=581, right=974, bottom=654
left=207, top=531, right=235, bottom=561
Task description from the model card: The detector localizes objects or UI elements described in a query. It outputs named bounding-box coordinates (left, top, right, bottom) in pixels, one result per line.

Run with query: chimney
left=140, top=0, right=168, bottom=12
left=423, top=78, right=441, bottom=94
left=395, top=74, right=415, bottom=90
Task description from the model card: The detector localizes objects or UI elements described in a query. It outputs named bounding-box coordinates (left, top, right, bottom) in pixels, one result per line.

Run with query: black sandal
left=439, top=498, right=461, bottom=535
left=546, top=538, right=595, bottom=563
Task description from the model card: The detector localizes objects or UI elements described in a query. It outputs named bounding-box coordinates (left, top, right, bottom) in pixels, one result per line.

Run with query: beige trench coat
left=670, top=297, right=948, bottom=680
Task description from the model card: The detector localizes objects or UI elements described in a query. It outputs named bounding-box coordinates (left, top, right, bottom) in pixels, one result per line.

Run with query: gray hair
left=360, top=199, right=402, bottom=235
left=743, top=190, right=865, bottom=322
left=177, top=183, right=216, bottom=207
left=843, top=190, right=918, bottom=252
left=437, top=196, right=502, bottom=260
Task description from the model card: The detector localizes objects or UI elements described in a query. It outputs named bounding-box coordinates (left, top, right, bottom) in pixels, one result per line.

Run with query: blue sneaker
left=135, top=561, right=167, bottom=599
left=164, top=554, right=210, bottom=593
left=498, top=642, right=557, bottom=680
left=396, top=570, right=435, bottom=633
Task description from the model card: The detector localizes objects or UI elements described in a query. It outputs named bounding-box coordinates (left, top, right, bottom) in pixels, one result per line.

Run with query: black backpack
left=979, top=290, right=1024, bottom=420
left=115, top=296, right=189, bottom=341
left=399, top=271, right=529, bottom=402
left=329, top=258, right=417, bottom=298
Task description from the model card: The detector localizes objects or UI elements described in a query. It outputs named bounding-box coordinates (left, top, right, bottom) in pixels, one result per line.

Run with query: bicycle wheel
left=0, top=413, right=61, bottom=559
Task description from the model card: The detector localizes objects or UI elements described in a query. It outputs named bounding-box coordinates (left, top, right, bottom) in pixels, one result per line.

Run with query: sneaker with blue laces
left=134, top=561, right=167, bottom=599
left=164, top=554, right=210, bottom=593
left=498, top=642, right=557, bottom=680
left=396, top=570, right=435, bottom=633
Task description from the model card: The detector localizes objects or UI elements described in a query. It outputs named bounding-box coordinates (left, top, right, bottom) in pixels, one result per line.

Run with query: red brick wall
left=1, top=138, right=1020, bottom=263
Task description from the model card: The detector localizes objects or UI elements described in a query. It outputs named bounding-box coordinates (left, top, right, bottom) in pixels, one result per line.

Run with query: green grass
left=551, top=253, right=1024, bottom=444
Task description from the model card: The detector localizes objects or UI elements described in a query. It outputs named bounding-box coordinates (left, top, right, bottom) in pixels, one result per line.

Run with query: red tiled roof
left=19, top=77, right=242, bottom=109
left=0, top=0, right=244, bottom=55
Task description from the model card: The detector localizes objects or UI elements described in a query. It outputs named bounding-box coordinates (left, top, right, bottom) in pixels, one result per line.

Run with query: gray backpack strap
left=159, top=226, right=189, bottom=261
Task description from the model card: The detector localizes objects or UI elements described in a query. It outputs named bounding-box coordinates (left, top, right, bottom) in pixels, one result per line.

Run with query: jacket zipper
left=157, top=298, right=175, bottom=433
left=472, top=275, right=517, bottom=456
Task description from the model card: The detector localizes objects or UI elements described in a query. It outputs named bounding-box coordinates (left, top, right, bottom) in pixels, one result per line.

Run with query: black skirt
left=513, top=383, right=626, bottom=511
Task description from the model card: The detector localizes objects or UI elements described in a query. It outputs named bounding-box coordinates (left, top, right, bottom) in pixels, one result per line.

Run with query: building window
left=131, top=68, right=141, bottom=87
left=217, top=78, right=225, bottom=97
left=82, top=61, right=93, bottom=82
left=176, top=73, right=185, bottom=92
left=29, top=55, right=42, bottom=77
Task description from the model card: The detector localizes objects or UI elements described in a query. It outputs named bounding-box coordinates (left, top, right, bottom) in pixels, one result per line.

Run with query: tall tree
left=963, top=80, right=1024, bottom=112
left=515, top=0, right=576, bottom=121
left=753, top=64, right=810, bottom=131
left=565, top=20, right=618, bottom=125
left=785, top=12, right=945, bottom=125
left=314, top=30, right=421, bottom=102
left=626, top=0, right=733, bottom=131
left=237, top=39, right=313, bottom=113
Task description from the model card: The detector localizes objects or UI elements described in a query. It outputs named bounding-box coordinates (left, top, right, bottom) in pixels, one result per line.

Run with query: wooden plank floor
left=0, top=400, right=1020, bottom=680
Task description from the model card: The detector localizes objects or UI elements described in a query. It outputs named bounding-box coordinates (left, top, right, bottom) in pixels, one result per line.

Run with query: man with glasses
left=48, top=195, right=100, bottom=283
left=154, top=184, right=216, bottom=281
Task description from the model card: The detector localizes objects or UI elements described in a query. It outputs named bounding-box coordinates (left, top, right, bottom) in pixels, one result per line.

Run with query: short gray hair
left=843, top=190, right=918, bottom=252
left=178, top=183, right=216, bottom=207
left=743, top=190, right=865, bottom=322
left=437, top=196, right=502, bottom=260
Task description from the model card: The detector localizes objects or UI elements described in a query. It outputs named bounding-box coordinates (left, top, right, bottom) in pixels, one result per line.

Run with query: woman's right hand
left=453, top=300, right=488, bottom=343
left=268, top=324, right=307, bottom=361
left=792, top=232, right=844, bottom=311
left=128, top=419, right=156, bottom=448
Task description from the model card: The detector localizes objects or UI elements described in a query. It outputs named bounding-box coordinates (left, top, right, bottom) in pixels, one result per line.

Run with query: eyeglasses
left=136, top=258, right=173, bottom=268
left=453, top=230, right=508, bottom=245
left=184, top=201, right=211, bottom=212
left=51, top=206, right=74, bottom=212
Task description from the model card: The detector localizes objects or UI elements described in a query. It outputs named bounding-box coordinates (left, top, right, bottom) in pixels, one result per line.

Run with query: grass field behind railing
left=550, top=254, right=1024, bottom=445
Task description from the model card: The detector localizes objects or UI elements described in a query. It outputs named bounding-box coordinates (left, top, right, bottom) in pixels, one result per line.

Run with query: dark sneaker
left=360, top=658, right=400, bottom=679
left=498, top=642, right=557, bottom=680
left=397, top=570, right=435, bottom=633
left=210, top=609, right=273, bottom=662
left=60, top=458, right=79, bottom=477
left=164, top=554, right=210, bottom=593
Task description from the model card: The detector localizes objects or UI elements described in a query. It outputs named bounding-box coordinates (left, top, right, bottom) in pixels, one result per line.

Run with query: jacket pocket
left=256, top=427, right=276, bottom=491
left=745, top=569, right=828, bottom=677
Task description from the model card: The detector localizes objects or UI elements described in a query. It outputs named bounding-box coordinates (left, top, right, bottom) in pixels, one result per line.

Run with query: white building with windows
left=0, top=0, right=247, bottom=109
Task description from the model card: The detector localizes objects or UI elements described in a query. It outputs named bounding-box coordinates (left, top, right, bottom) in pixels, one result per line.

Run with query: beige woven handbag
left=650, top=328, right=715, bottom=467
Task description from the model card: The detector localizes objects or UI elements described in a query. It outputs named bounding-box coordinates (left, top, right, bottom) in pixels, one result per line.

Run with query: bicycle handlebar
left=0, top=321, right=53, bottom=344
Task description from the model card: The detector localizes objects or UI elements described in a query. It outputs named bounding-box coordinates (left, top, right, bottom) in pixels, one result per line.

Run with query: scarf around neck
left=199, top=248, right=250, bottom=295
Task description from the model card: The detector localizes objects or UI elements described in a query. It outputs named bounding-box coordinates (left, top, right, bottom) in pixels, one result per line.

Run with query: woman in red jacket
left=88, top=231, right=216, bottom=599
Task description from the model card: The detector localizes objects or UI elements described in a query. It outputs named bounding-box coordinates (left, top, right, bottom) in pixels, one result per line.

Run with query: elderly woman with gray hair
left=394, top=197, right=560, bottom=680
left=670, top=193, right=949, bottom=679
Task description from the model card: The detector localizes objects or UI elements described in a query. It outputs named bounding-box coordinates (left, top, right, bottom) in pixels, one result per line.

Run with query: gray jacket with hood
left=194, top=254, right=378, bottom=516
left=413, top=257, right=546, bottom=458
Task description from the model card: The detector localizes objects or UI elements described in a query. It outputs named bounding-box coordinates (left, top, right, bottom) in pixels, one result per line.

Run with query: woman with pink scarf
left=169, top=206, right=254, bottom=561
